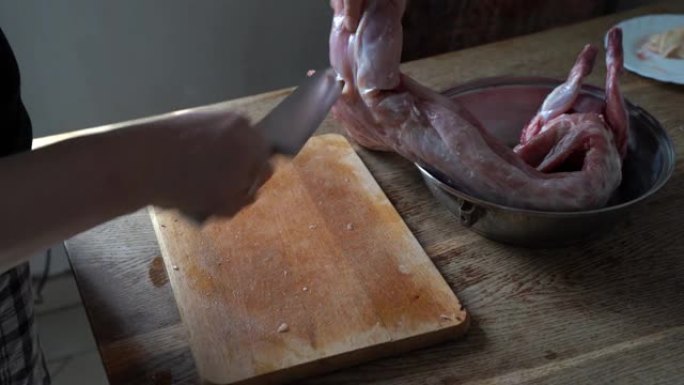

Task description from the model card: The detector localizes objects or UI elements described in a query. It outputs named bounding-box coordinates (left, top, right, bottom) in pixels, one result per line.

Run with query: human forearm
left=0, top=130, right=147, bottom=271
left=0, top=108, right=272, bottom=272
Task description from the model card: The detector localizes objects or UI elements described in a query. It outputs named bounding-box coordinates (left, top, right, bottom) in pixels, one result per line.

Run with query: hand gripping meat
left=329, top=0, right=627, bottom=211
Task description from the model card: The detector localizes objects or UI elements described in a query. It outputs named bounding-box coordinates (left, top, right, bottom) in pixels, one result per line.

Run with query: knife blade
left=255, top=68, right=344, bottom=156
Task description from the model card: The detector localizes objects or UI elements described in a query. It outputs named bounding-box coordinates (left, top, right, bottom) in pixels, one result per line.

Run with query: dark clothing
left=0, top=28, right=50, bottom=385
left=0, top=28, right=31, bottom=157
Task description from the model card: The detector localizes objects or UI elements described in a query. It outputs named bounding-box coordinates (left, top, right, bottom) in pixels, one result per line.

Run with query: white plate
left=608, top=14, right=684, bottom=84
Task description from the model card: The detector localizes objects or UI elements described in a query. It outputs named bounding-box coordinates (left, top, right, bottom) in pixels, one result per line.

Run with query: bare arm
left=0, top=109, right=272, bottom=272
left=0, top=130, right=145, bottom=271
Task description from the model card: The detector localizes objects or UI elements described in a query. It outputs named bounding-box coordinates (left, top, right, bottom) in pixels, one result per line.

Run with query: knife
left=255, top=67, right=344, bottom=155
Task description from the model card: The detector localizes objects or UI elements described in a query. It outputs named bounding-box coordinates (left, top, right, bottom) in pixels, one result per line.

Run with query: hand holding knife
left=189, top=68, right=344, bottom=224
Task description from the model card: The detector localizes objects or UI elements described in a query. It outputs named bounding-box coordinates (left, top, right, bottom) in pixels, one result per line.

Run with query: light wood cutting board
left=150, top=134, right=468, bottom=385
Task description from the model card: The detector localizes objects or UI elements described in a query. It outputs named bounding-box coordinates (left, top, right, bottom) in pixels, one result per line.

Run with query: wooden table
left=56, top=3, right=684, bottom=384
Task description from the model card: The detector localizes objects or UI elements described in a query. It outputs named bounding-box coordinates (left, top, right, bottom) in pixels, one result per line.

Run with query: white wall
left=0, top=0, right=333, bottom=136
left=0, top=0, right=660, bottom=137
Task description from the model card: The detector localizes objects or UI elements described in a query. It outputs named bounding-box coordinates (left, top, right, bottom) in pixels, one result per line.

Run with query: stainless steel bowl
left=417, top=76, right=676, bottom=247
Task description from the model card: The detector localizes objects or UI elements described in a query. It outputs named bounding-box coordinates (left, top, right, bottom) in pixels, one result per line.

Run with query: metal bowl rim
left=417, top=76, right=677, bottom=218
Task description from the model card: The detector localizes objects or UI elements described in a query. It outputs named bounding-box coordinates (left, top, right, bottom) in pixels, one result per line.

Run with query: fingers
left=251, top=162, right=275, bottom=194
left=211, top=161, right=274, bottom=219
left=205, top=119, right=275, bottom=221
left=239, top=125, right=273, bottom=198
left=191, top=162, right=273, bottom=223
left=151, top=108, right=277, bottom=225
left=243, top=161, right=273, bottom=201
left=343, top=0, right=364, bottom=32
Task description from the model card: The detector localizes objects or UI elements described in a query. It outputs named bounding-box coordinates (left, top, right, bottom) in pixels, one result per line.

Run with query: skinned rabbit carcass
left=329, top=0, right=628, bottom=211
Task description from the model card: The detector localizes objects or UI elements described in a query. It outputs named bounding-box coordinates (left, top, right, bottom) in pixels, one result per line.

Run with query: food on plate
left=642, top=27, right=684, bottom=59
left=329, top=0, right=628, bottom=212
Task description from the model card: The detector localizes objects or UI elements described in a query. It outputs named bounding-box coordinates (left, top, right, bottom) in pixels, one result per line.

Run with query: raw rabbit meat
left=329, top=0, right=628, bottom=211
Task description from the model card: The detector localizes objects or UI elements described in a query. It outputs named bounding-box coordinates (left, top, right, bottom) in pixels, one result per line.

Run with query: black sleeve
left=0, top=28, right=32, bottom=157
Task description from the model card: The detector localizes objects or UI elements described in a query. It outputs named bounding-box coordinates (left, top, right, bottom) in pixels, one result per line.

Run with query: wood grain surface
left=149, top=134, right=467, bottom=384
left=63, top=2, right=684, bottom=384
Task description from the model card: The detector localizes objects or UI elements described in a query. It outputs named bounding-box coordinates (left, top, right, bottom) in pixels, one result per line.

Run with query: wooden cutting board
left=150, top=134, right=468, bottom=385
